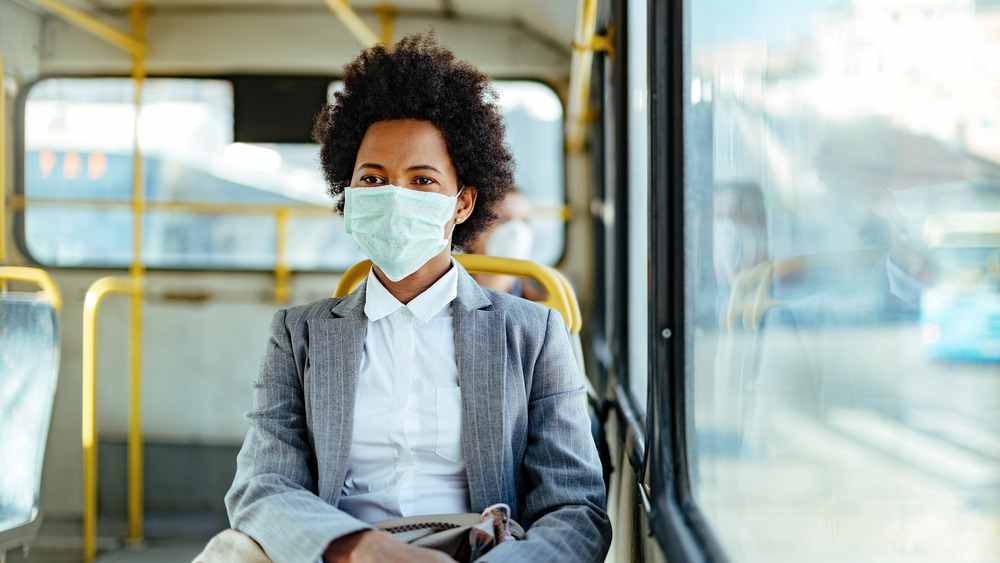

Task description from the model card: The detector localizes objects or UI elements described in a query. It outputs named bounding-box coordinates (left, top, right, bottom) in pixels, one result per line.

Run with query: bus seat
left=0, top=267, right=62, bottom=560
left=335, top=255, right=579, bottom=333
left=722, top=249, right=885, bottom=331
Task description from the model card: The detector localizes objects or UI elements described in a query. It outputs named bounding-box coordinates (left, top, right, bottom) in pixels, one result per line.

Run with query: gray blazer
left=225, top=265, right=611, bottom=562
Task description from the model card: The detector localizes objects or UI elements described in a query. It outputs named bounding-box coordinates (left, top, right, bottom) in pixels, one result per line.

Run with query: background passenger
left=218, top=34, right=610, bottom=563
left=466, top=188, right=546, bottom=301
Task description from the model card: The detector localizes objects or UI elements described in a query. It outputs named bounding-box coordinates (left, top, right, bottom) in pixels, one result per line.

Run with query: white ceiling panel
left=86, top=0, right=442, bottom=11
left=23, top=0, right=578, bottom=49
left=513, top=0, right=576, bottom=49
left=451, top=0, right=576, bottom=49
left=450, top=0, right=512, bottom=21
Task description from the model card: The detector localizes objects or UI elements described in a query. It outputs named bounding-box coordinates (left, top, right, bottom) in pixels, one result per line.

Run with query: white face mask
left=713, top=218, right=759, bottom=285
left=344, top=185, right=462, bottom=282
left=485, top=220, right=534, bottom=261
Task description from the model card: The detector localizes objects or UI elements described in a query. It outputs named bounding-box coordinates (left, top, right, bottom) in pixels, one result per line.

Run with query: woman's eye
left=360, top=175, right=384, bottom=185
left=414, top=177, right=435, bottom=185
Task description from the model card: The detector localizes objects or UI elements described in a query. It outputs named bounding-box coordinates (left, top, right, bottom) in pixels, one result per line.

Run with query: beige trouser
left=193, top=529, right=272, bottom=563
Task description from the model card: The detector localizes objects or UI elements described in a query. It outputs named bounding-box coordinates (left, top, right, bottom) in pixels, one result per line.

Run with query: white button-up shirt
left=338, top=263, right=471, bottom=523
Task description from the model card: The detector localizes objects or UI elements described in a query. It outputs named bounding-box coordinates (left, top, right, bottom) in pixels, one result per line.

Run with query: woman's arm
left=482, top=308, right=612, bottom=561
left=225, top=308, right=373, bottom=562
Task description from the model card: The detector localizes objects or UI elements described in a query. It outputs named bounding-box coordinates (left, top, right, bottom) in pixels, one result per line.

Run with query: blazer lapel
left=453, top=266, right=507, bottom=511
left=307, top=283, right=366, bottom=503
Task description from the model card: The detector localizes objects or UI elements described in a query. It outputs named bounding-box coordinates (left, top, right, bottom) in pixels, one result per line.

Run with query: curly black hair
left=313, top=33, right=515, bottom=251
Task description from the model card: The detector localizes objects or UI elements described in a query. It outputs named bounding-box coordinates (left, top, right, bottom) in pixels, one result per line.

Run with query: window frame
left=645, top=0, right=730, bottom=561
left=597, top=0, right=652, bottom=486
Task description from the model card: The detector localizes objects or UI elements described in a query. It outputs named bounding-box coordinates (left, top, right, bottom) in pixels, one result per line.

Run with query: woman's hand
left=322, top=530, right=457, bottom=563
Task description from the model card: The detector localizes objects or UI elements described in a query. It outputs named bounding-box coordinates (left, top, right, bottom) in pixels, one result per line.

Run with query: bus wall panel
left=0, top=1, right=41, bottom=80
left=41, top=269, right=345, bottom=517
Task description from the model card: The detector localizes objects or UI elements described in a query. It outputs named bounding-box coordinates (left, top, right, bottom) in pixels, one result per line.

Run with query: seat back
left=0, top=267, right=62, bottom=557
left=334, top=255, right=580, bottom=334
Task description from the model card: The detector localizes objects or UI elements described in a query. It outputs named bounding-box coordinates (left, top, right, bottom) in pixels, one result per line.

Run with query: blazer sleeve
left=225, top=309, right=372, bottom=563
left=482, top=308, right=612, bottom=562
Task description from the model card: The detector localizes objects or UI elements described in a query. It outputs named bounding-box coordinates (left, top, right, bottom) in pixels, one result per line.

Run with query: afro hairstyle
left=313, top=33, right=516, bottom=251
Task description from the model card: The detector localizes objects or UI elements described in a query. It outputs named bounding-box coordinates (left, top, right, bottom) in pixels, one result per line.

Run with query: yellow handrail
left=82, top=276, right=137, bottom=561
left=374, top=4, right=398, bottom=46
left=566, top=0, right=605, bottom=152
left=26, top=0, right=146, bottom=58
left=334, top=255, right=578, bottom=333
left=275, top=207, right=290, bottom=302
left=548, top=266, right=582, bottom=334
left=722, top=249, right=886, bottom=331
left=324, top=0, right=380, bottom=47
left=10, top=197, right=571, bottom=221
left=35, top=0, right=151, bottom=557
left=0, top=266, right=63, bottom=312
left=1, top=49, right=6, bottom=266
left=125, top=3, right=147, bottom=548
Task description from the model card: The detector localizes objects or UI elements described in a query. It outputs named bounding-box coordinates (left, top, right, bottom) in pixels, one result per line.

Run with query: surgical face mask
left=485, top=220, right=534, bottom=261
left=713, top=218, right=759, bottom=284
left=344, top=185, right=462, bottom=282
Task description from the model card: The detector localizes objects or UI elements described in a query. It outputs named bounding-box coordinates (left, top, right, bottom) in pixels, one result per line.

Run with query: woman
left=223, top=35, right=610, bottom=562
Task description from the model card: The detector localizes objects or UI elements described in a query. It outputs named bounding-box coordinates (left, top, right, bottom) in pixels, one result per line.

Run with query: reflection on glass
left=689, top=2, right=1000, bottom=562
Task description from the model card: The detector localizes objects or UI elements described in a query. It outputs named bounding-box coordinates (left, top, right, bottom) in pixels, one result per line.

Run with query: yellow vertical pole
left=0, top=50, right=6, bottom=267
left=126, top=2, right=148, bottom=545
left=82, top=279, right=132, bottom=562
left=374, top=4, right=398, bottom=46
left=274, top=207, right=290, bottom=303
left=566, top=0, right=600, bottom=152
left=323, top=0, right=379, bottom=47
left=82, top=293, right=100, bottom=562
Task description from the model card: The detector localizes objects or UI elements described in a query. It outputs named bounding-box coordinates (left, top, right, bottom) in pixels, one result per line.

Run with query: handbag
left=373, top=504, right=524, bottom=562
left=193, top=505, right=523, bottom=563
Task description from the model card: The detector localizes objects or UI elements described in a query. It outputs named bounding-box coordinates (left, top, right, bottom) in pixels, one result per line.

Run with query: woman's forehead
left=355, top=119, right=453, bottom=167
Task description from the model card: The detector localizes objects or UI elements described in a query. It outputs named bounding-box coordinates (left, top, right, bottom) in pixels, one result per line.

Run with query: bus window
left=495, top=80, right=566, bottom=266
left=22, top=77, right=346, bottom=270
left=21, top=78, right=566, bottom=270
left=688, top=2, right=1000, bottom=562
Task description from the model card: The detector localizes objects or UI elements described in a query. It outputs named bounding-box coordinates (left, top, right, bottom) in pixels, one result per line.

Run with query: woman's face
left=351, top=118, right=476, bottom=233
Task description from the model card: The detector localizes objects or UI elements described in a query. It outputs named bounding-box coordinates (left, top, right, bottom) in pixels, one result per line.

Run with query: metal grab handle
left=334, top=254, right=580, bottom=334
left=0, top=266, right=63, bottom=312
left=82, top=276, right=142, bottom=561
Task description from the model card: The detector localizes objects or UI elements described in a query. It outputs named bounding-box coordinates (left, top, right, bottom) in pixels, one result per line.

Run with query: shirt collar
left=363, top=260, right=459, bottom=323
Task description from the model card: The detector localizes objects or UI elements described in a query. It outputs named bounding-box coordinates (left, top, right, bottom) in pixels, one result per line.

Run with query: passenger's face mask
left=713, top=218, right=758, bottom=284
left=485, top=220, right=534, bottom=261
left=344, top=185, right=463, bottom=282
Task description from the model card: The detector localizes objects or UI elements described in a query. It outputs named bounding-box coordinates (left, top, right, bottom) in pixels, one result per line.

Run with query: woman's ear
left=456, top=187, right=478, bottom=223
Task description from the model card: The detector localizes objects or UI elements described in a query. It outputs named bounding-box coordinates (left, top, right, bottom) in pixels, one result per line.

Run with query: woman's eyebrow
left=354, top=162, right=385, bottom=172
left=407, top=165, right=443, bottom=174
